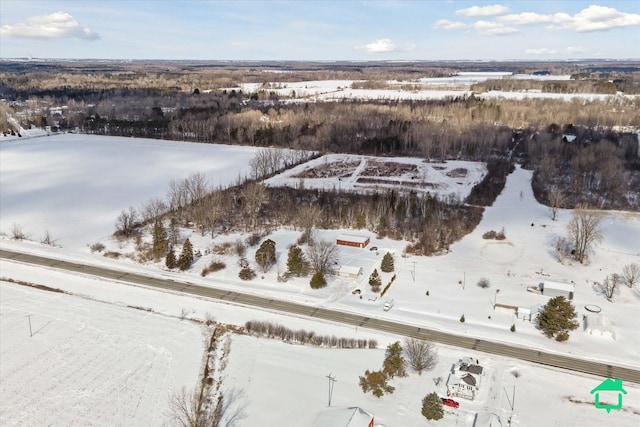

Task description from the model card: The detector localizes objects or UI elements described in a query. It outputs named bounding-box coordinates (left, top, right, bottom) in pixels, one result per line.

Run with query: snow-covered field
left=0, top=134, right=263, bottom=249
left=1, top=133, right=639, bottom=426
left=226, top=73, right=636, bottom=102
left=0, top=281, right=204, bottom=426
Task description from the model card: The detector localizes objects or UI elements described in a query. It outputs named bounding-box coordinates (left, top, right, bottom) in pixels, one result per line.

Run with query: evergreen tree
left=178, top=238, right=194, bottom=271
left=255, top=239, right=276, bottom=273
left=539, top=296, right=579, bottom=340
left=359, top=370, right=395, bottom=398
left=165, top=246, right=177, bottom=269
left=381, top=252, right=394, bottom=273
left=310, top=271, right=327, bottom=289
left=239, top=266, right=256, bottom=280
left=369, top=268, right=382, bottom=290
left=421, top=392, right=444, bottom=420
left=383, top=341, right=407, bottom=378
left=286, top=245, right=309, bottom=277
left=152, top=219, right=168, bottom=261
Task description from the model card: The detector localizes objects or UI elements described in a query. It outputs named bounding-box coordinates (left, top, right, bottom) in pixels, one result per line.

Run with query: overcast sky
left=1, top=1, right=639, bottom=61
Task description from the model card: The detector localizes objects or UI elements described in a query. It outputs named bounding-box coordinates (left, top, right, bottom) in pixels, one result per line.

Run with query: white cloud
left=497, top=12, right=553, bottom=25
left=433, top=19, right=468, bottom=30
left=473, top=21, right=518, bottom=36
left=358, top=38, right=397, bottom=53
left=499, top=5, right=640, bottom=32
left=562, top=5, right=640, bottom=32
left=0, top=12, right=99, bottom=40
left=524, top=48, right=560, bottom=55
left=455, top=4, right=509, bottom=17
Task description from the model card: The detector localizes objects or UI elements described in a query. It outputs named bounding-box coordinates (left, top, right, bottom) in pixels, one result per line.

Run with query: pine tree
left=359, top=369, right=395, bottom=398
left=460, top=314, right=465, bottom=323
left=178, top=238, right=194, bottom=271
left=381, top=252, right=394, bottom=273
left=369, top=268, right=382, bottom=290
left=539, top=296, right=579, bottom=340
left=165, top=246, right=177, bottom=269
left=383, top=341, right=407, bottom=378
left=287, top=245, right=308, bottom=277
left=255, top=239, right=276, bottom=273
left=152, top=220, right=168, bottom=261
left=310, top=271, right=327, bottom=289
left=421, top=392, right=444, bottom=420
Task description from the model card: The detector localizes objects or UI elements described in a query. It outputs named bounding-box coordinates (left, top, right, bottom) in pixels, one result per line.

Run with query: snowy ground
left=1, top=133, right=639, bottom=426
left=224, top=73, right=637, bottom=103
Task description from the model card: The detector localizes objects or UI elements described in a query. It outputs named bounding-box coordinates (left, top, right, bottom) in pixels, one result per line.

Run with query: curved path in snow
left=2, top=248, right=638, bottom=384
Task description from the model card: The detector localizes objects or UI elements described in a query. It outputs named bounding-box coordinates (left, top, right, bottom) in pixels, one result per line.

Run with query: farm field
left=0, top=281, right=204, bottom=426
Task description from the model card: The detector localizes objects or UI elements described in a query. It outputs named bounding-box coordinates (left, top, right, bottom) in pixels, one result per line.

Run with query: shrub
left=90, top=242, right=106, bottom=253
left=246, top=232, right=264, bottom=247
left=239, top=266, right=256, bottom=280
left=359, top=370, right=395, bottom=398
left=477, top=277, right=491, bottom=288
left=310, top=271, right=327, bottom=289
left=201, top=259, right=226, bottom=276
left=482, top=230, right=497, bottom=239
left=460, top=314, right=465, bottom=323
left=104, top=251, right=122, bottom=259
left=510, top=324, right=516, bottom=332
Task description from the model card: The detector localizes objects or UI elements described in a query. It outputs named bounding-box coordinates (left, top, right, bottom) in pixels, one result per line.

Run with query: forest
left=1, top=60, right=639, bottom=254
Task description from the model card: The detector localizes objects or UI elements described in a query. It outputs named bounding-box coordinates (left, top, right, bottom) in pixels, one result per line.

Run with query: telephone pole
left=326, top=373, right=337, bottom=406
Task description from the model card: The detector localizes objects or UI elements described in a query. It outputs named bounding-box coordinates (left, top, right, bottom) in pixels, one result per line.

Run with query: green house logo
left=590, top=378, right=626, bottom=413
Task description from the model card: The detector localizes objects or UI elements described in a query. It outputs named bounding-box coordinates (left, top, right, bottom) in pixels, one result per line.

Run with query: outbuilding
left=540, top=281, right=575, bottom=300
left=336, top=265, right=364, bottom=279
left=313, top=406, right=374, bottom=427
left=336, top=234, right=370, bottom=248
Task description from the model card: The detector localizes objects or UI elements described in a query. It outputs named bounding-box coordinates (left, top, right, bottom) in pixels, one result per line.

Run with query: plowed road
left=2, top=248, right=638, bottom=384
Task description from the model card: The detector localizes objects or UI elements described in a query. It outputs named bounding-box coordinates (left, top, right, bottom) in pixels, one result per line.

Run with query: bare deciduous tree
left=115, top=206, right=139, bottom=237
left=241, top=182, right=268, bottom=231
left=139, top=197, right=167, bottom=225
left=567, top=205, right=603, bottom=264
left=168, top=386, right=246, bottom=427
left=548, top=187, right=565, bottom=221
left=297, top=205, right=322, bottom=243
left=622, top=263, right=640, bottom=288
left=305, top=240, right=339, bottom=275
left=599, top=274, right=622, bottom=302
left=403, top=338, right=437, bottom=374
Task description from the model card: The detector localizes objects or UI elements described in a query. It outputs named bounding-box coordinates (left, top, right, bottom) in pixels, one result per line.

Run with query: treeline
left=527, top=125, right=640, bottom=210
left=472, top=77, right=640, bottom=94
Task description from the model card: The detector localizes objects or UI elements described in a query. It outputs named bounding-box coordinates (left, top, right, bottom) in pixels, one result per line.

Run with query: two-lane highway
left=1, top=248, right=638, bottom=384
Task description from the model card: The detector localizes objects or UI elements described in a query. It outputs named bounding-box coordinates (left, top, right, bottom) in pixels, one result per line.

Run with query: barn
left=336, top=234, right=370, bottom=248
left=540, top=281, right=575, bottom=300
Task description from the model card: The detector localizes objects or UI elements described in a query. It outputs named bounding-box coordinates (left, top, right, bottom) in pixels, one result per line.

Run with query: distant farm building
left=336, top=234, right=370, bottom=248
left=313, top=406, right=374, bottom=427
left=336, top=265, right=363, bottom=279
left=540, top=281, right=575, bottom=300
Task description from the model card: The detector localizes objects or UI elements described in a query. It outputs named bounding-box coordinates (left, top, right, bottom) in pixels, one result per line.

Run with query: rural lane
left=1, top=248, right=638, bottom=384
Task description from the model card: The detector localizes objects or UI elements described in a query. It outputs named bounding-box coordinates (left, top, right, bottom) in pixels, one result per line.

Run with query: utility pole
left=27, top=315, right=33, bottom=337
left=326, top=373, right=337, bottom=406
left=412, top=261, right=416, bottom=283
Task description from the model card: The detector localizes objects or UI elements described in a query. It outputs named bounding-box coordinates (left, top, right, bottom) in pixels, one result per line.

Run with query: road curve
left=1, top=248, right=638, bottom=384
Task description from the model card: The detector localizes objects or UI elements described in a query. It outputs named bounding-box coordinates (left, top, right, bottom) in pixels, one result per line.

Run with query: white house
left=446, top=357, right=483, bottom=400
left=540, top=281, right=575, bottom=300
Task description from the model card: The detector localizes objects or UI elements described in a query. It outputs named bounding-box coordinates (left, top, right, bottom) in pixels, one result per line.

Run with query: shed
left=313, top=406, right=374, bottom=427
left=336, top=265, right=364, bottom=279
left=540, top=281, right=575, bottom=300
left=336, top=234, right=370, bottom=248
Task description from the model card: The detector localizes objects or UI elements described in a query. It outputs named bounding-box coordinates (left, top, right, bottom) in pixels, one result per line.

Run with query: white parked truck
left=383, top=299, right=394, bottom=311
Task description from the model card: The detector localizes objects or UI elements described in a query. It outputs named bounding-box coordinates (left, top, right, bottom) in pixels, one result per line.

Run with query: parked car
left=440, top=398, right=459, bottom=408
left=383, top=299, right=394, bottom=311
left=369, top=246, right=378, bottom=251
